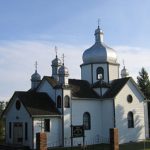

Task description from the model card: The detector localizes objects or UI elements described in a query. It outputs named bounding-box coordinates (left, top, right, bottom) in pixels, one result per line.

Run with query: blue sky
left=0, top=0, right=150, bottom=101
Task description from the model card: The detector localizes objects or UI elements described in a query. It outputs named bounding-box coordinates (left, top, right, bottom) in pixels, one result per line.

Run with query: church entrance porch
left=13, top=122, right=23, bottom=145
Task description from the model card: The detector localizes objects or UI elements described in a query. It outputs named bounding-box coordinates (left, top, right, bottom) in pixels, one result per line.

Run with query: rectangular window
left=25, top=122, right=28, bottom=140
left=44, top=119, right=50, bottom=132
left=9, top=122, right=11, bottom=139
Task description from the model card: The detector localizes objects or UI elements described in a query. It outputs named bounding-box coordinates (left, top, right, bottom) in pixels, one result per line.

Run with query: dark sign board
left=72, top=125, right=84, bottom=138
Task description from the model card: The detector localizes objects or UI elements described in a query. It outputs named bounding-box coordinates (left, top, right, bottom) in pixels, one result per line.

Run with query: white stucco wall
left=71, top=99, right=102, bottom=146
left=115, top=80, right=146, bottom=144
left=5, top=98, right=33, bottom=148
left=37, top=80, right=56, bottom=102
left=33, top=117, right=62, bottom=149
left=81, top=64, right=92, bottom=83
left=81, top=63, right=119, bottom=84
left=63, top=89, right=71, bottom=147
left=108, top=64, right=119, bottom=81
left=101, top=99, right=114, bottom=142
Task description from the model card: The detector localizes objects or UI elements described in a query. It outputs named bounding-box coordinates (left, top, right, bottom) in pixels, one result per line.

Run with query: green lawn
left=120, top=141, right=150, bottom=150
left=48, top=141, right=150, bottom=150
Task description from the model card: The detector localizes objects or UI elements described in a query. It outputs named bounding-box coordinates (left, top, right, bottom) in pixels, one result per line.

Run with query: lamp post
left=98, top=74, right=103, bottom=97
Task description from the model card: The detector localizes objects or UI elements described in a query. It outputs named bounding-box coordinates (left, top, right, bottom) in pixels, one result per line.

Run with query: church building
left=2, top=26, right=148, bottom=149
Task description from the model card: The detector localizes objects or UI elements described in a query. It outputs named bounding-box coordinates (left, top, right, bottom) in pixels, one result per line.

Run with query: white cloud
left=0, top=40, right=85, bottom=101
left=115, top=45, right=150, bottom=80
left=0, top=41, right=150, bottom=101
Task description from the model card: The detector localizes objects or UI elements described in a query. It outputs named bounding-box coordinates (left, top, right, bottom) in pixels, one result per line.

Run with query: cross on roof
left=123, top=59, right=125, bottom=66
left=61, top=53, right=65, bottom=65
left=55, top=46, right=58, bottom=57
left=98, top=19, right=100, bottom=27
left=35, top=61, right=38, bottom=71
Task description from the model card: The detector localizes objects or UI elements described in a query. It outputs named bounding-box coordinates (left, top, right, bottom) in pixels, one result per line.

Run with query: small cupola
left=51, top=46, right=62, bottom=81
left=121, top=65, right=129, bottom=78
left=95, top=25, right=104, bottom=43
left=31, top=61, right=41, bottom=89
left=58, top=54, right=69, bottom=85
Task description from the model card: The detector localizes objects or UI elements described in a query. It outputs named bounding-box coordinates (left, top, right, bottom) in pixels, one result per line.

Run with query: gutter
left=32, top=115, right=62, bottom=118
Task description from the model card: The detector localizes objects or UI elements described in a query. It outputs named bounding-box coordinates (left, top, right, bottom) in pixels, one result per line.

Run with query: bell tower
left=81, top=26, right=119, bottom=86
left=31, top=61, right=41, bottom=90
left=58, top=54, right=69, bottom=85
left=51, top=46, right=62, bottom=81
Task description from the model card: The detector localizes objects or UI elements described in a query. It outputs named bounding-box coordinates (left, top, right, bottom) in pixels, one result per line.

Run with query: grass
left=0, top=139, right=4, bottom=144
left=120, top=140, right=150, bottom=150
left=48, top=140, right=150, bottom=150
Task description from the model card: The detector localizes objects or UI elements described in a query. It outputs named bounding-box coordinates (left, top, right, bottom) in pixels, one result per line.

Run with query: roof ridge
left=103, top=77, right=131, bottom=98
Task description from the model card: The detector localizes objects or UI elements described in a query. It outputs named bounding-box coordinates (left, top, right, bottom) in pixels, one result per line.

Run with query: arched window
left=57, top=96, right=61, bottom=108
left=16, top=100, right=21, bottom=110
left=97, top=67, right=104, bottom=80
left=127, top=111, right=134, bottom=128
left=83, top=112, right=91, bottom=130
left=64, top=95, right=70, bottom=108
left=127, top=95, right=133, bottom=103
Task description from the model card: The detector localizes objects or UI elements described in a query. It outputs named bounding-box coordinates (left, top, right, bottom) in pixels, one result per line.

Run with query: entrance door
left=13, top=122, right=23, bottom=145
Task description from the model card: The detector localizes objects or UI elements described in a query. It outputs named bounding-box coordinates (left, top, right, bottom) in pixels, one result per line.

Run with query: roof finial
left=35, top=61, right=38, bottom=72
left=98, top=18, right=100, bottom=28
left=121, top=59, right=129, bottom=78
left=61, top=53, right=65, bottom=65
left=123, top=59, right=125, bottom=66
left=123, top=59, right=126, bottom=68
left=55, top=46, right=58, bottom=58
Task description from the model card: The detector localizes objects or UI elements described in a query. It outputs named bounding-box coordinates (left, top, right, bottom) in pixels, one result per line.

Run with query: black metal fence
left=48, top=139, right=150, bottom=150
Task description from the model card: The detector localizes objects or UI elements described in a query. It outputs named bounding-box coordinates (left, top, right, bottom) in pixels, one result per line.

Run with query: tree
left=137, top=67, right=150, bottom=137
left=0, top=101, right=5, bottom=115
left=137, top=67, right=150, bottom=99
left=0, top=101, right=6, bottom=142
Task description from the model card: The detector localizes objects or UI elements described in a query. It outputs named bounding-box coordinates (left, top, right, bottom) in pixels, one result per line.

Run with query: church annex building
left=2, top=26, right=149, bottom=149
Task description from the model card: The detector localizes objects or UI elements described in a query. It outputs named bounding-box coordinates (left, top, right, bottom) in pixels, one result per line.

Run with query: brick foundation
left=110, top=128, right=119, bottom=150
left=36, top=132, right=47, bottom=150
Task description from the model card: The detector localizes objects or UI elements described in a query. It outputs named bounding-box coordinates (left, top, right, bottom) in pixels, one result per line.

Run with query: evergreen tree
left=137, top=67, right=150, bottom=99
left=0, top=101, right=5, bottom=115
left=0, top=101, right=6, bottom=142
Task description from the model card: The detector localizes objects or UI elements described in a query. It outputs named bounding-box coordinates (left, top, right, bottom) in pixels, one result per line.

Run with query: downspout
left=61, top=87, right=64, bottom=147
left=113, top=98, right=116, bottom=128
left=32, top=118, right=34, bottom=149
left=70, top=91, right=73, bottom=147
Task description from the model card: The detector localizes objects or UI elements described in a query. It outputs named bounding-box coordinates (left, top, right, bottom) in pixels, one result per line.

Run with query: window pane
left=44, top=119, right=50, bottom=132
left=128, top=112, right=134, bottom=128
left=25, top=122, right=28, bottom=140
left=97, top=67, right=104, bottom=80
left=83, top=112, right=91, bottom=130
left=9, top=122, right=11, bottom=138
left=57, top=96, right=61, bottom=108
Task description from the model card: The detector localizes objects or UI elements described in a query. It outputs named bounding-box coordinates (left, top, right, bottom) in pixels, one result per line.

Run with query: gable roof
left=35, top=76, right=58, bottom=91
left=3, top=91, right=60, bottom=117
left=39, top=76, right=100, bottom=99
left=43, top=76, right=58, bottom=87
left=103, top=77, right=130, bottom=98
left=69, top=79, right=99, bottom=98
left=103, top=77, right=145, bottom=99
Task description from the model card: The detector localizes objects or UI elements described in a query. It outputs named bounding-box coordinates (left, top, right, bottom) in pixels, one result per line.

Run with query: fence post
left=110, top=128, right=119, bottom=150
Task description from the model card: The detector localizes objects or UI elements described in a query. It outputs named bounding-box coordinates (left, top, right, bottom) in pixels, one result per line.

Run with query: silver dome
left=82, top=26, right=117, bottom=64
left=52, top=56, right=62, bottom=66
left=121, top=66, right=129, bottom=78
left=31, top=70, right=41, bottom=81
left=58, top=65, right=69, bottom=76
